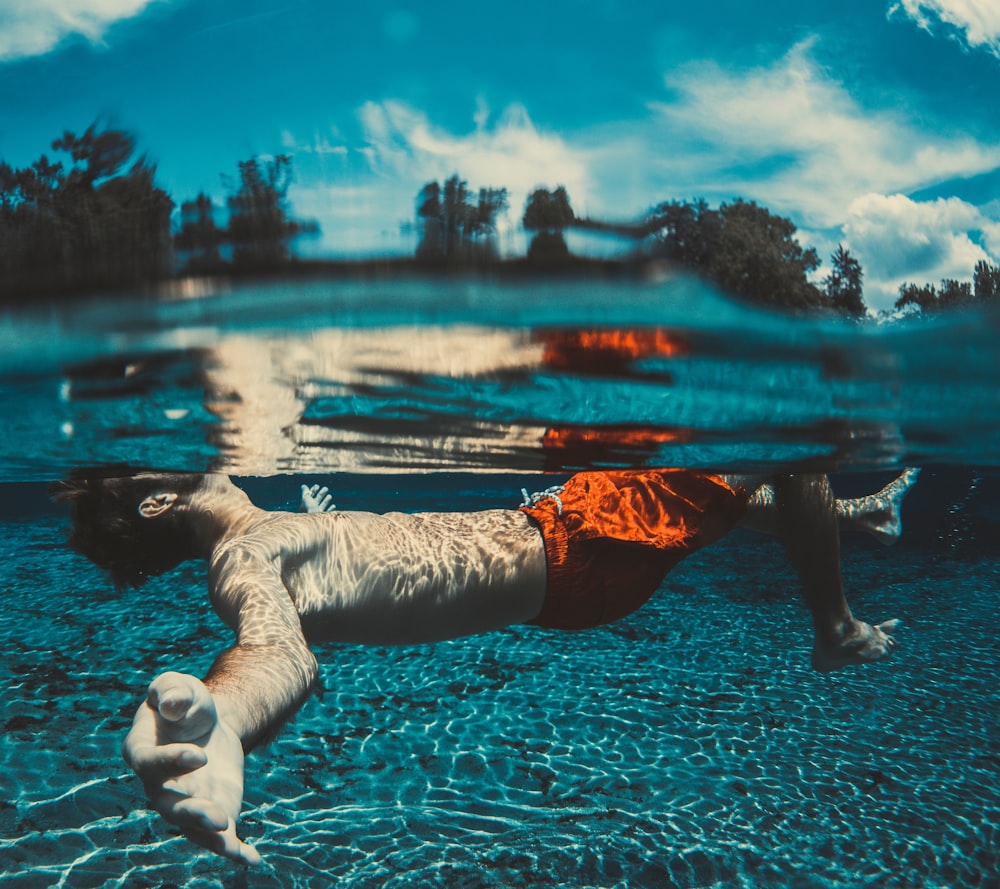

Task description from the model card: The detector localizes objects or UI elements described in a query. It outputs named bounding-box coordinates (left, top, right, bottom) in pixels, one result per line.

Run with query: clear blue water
left=1, top=278, right=999, bottom=888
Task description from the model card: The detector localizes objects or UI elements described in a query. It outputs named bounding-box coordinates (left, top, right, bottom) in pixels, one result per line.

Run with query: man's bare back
left=211, top=507, right=547, bottom=646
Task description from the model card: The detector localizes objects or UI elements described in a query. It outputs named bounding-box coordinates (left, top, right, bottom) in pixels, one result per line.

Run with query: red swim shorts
left=519, top=469, right=747, bottom=630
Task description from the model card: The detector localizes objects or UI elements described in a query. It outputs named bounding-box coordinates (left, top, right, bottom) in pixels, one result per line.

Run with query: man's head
left=52, top=469, right=208, bottom=589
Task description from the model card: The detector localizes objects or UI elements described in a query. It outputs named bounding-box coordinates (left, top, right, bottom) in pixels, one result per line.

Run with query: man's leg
left=771, top=473, right=898, bottom=672
left=742, top=469, right=919, bottom=545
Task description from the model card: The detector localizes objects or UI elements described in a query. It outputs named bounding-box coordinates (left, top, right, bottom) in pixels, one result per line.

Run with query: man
left=54, top=466, right=915, bottom=865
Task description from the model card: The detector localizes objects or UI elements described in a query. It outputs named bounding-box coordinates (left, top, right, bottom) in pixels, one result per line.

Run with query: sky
left=1, top=0, right=1000, bottom=309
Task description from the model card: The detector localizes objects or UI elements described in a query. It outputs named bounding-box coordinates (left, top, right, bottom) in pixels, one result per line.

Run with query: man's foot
left=840, top=468, right=920, bottom=546
left=811, top=618, right=899, bottom=672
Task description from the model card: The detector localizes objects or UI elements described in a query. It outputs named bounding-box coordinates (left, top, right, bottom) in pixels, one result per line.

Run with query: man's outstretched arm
left=123, top=547, right=318, bottom=864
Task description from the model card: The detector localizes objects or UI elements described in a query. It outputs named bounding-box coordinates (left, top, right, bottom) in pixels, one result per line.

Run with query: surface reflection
left=56, top=320, right=919, bottom=477
left=202, top=326, right=691, bottom=474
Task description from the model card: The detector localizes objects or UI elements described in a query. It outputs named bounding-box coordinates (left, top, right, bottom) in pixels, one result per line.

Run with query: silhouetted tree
left=824, top=244, right=866, bottom=317
left=226, top=155, right=297, bottom=270
left=647, top=200, right=718, bottom=269
left=471, top=187, right=509, bottom=241
left=892, top=259, right=1000, bottom=315
left=895, top=282, right=940, bottom=313
left=523, top=186, right=574, bottom=263
left=416, top=180, right=444, bottom=259
left=175, top=193, right=225, bottom=273
left=54, top=125, right=136, bottom=189
left=173, top=155, right=317, bottom=275
left=523, top=186, right=574, bottom=231
left=648, top=198, right=824, bottom=310
left=91, top=159, right=175, bottom=286
left=939, top=278, right=973, bottom=306
left=0, top=123, right=173, bottom=299
left=415, top=174, right=507, bottom=262
left=896, top=278, right=972, bottom=313
left=973, top=260, right=1000, bottom=302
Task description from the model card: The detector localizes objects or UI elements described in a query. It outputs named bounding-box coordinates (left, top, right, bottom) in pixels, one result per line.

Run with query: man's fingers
left=210, top=819, right=262, bottom=866
left=876, top=618, right=901, bottom=633
left=146, top=672, right=217, bottom=738
left=127, top=742, right=206, bottom=775
left=153, top=789, right=229, bottom=830
left=171, top=795, right=231, bottom=832
left=148, top=672, right=198, bottom=721
left=183, top=818, right=262, bottom=866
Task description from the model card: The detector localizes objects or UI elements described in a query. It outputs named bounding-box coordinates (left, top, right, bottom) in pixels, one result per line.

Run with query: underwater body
left=1, top=277, right=999, bottom=888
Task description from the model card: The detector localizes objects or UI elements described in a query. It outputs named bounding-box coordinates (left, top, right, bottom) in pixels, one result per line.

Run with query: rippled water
left=2, top=276, right=999, bottom=479
left=1, top=277, right=999, bottom=887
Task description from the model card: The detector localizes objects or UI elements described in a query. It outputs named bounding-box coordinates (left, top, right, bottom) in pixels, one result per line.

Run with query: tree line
left=894, top=261, right=1000, bottom=314
left=415, top=178, right=868, bottom=314
left=3, top=122, right=998, bottom=316
left=417, top=174, right=1000, bottom=316
left=0, top=123, right=313, bottom=300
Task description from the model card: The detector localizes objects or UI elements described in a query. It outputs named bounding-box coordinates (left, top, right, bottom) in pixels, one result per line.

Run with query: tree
left=441, top=174, right=471, bottom=258
left=0, top=122, right=173, bottom=299
left=824, top=244, right=866, bottom=317
left=415, top=180, right=443, bottom=259
left=523, top=186, right=574, bottom=263
left=974, top=260, right=1000, bottom=302
left=415, top=174, right=507, bottom=262
left=939, top=278, right=973, bottom=307
left=895, top=282, right=941, bottom=314
left=647, top=200, right=718, bottom=270
left=226, top=155, right=297, bottom=270
left=53, top=124, right=135, bottom=189
left=648, top=198, right=825, bottom=310
left=92, top=159, right=174, bottom=286
left=471, top=187, right=509, bottom=240
left=895, top=278, right=972, bottom=314
left=175, top=193, right=225, bottom=273
left=527, top=231, right=571, bottom=263
left=892, top=259, right=1000, bottom=315
left=523, top=186, right=574, bottom=232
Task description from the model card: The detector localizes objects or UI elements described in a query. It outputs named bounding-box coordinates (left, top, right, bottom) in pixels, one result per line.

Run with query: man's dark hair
left=51, top=468, right=206, bottom=589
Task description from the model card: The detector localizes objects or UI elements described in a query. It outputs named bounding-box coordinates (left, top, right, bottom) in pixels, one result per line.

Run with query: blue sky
left=2, top=0, right=1000, bottom=308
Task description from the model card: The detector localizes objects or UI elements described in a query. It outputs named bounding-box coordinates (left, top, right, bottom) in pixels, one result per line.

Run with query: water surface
left=1, top=277, right=998, bottom=887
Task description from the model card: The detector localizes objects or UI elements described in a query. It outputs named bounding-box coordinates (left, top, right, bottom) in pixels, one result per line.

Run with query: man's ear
left=138, top=492, right=179, bottom=519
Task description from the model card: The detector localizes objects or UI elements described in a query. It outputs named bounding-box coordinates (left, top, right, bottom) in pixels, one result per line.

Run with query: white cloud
left=357, top=100, right=589, bottom=211
left=0, top=0, right=163, bottom=62
left=287, top=101, right=592, bottom=255
left=843, top=193, right=998, bottom=307
left=890, top=0, right=1000, bottom=56
left=649, top=40, right=1000, bottom=228
left=287, top=42, right=1000, bottom=293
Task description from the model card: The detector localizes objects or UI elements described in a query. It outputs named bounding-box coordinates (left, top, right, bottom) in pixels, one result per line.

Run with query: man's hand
left=123, top=671, right=261, bottom=865
left=300, top=483, right=335, bottom=514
